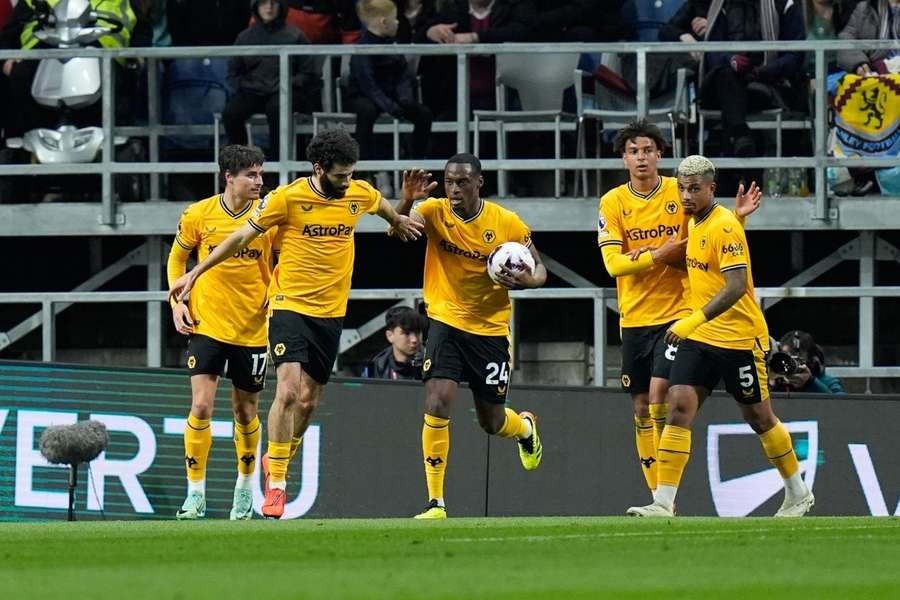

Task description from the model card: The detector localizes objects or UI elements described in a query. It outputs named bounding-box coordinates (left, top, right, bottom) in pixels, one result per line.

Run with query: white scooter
left=6, top=0, right=126, bottom=163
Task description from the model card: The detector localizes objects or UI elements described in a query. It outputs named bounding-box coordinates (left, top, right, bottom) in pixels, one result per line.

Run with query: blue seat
left=622, top=0, right=686, bottom=42
left=161, top=58, right=231, bottom=152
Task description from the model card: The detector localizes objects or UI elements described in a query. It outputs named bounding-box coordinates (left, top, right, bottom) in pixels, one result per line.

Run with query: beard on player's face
left=317, top=164, right=354, bottom=198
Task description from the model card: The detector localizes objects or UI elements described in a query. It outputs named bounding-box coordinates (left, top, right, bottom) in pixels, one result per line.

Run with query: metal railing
left=1, top=39, right=898, bottom=226
left=3, top=285, right=900, bottom=384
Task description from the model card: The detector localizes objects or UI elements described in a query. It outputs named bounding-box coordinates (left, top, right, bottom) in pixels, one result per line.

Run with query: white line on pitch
left=440, top=523, right=896, bottom=544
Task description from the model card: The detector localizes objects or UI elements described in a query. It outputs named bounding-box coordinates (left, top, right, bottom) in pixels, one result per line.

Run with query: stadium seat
left=622, top=0, right=686, bottom=43
left=472, top=52, right=581, bottom=198
left=311, top=55, right=404, bottom=193
left=572, top=55, right=693, bottom=196
left=161, top=58, right=231, bottom=153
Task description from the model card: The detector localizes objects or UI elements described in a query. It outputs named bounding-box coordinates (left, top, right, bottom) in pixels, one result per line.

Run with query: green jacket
left=19, top=0, right=135, bottom=50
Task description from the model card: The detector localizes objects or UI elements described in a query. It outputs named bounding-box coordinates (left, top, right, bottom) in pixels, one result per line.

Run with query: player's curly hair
left=612, top=120, right=667, bottom=155
left=306, top=129, right=360, bottom=172
left=218, top=144, right=265, bottom=176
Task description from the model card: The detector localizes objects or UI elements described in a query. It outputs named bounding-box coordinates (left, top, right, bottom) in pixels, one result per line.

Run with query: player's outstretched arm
left=168, top=222, right=262, bottom=303
left=602, top=235, right=687, bottom=277
left=377, top=196, right=424, bottom=241
left=665, top=266, right=747, bottom=345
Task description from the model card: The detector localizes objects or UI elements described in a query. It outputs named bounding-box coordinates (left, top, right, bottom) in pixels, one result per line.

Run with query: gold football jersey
left=173, top=194, right=276, bottom=347
left=416, top=198, right=530, bottom=336
left=598, top=176, right=692, bottom=328
left=685, top=204, right=769, bottom=350
left=248, top=177, right=381, bottom=318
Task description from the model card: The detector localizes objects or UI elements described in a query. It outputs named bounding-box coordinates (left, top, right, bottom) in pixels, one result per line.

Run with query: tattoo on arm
left=701, top=267, right=747, bottom=321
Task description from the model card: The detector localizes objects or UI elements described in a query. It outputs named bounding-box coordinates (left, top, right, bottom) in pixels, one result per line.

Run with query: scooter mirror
left=6, top=138, right=23, bottom=150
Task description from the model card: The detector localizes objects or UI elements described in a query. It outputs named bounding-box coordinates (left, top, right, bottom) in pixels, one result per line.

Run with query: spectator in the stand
left=659, top=0, right=807, bottom=157
left=528, top=0, right=628, bottom=42
left=837, top=0, right=900, bottom=76
left=131, top=0, right=171, bottom=48
left=769, top=331, right=845, bottom=393
left=395, top=0, right=437, bottom=43
left=0, top=0, right=136, bottom=140
left=393, top=0, right=437, bottom=75
left=803, top=0, right=858, bottom=72
left=223, top=0, right=322, bottom=160
left=347, top=0, right=433, bottom=190
left=362, top=306, right=428, bottom=380
left=167, top=0, right=249, bottom=46
left=283, top=0, right=361, bottom=44
left=420, top=0, right=536, bottom=118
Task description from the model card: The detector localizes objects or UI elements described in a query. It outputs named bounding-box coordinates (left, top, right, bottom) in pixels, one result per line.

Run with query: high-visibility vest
left=20, top=0, right=136, bottom=50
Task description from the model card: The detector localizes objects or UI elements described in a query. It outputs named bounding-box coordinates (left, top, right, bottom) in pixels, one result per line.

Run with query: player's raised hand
left=171, top=302, right=195, bottom=335
left=168, top=269, right=199, bottom=305
left=389, top=214, right=424, bottom=242
left=650, top=235, right=688, bottom=266
left=402, top=169, right=437, bottom=202
left=734, top=181, right=762, bottom=218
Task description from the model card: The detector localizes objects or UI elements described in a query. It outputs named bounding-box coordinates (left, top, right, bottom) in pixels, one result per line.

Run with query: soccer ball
left=487, top=242, right=535, bottom=285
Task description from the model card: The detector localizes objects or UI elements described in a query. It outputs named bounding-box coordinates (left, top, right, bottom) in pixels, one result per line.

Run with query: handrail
left=0, top=39, right=897, bottom=225
left=1, top=39, right=898, bottom=60
left=2, top=286, right=899, bottom=383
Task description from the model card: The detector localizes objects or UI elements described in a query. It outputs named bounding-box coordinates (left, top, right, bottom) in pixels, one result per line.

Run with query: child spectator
left=347, top=0, right=434, bottom=189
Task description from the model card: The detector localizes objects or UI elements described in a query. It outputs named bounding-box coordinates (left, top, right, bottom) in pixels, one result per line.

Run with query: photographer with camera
left=769, top=330, right=844, bottom=394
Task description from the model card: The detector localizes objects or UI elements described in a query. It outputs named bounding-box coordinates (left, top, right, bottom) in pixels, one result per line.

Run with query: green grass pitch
left=1, top=517, right=898, bottom=599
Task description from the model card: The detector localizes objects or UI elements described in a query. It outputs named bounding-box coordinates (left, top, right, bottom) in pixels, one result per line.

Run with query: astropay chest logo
left=707, top=420, right=818, bottom=517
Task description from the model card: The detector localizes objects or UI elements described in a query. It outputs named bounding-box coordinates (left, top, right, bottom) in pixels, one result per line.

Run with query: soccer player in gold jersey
left=598, top=120, right=761, bottom=508
left=169, top=130, right=422, bottom=518
left=167, top=145, right=276, bottom=520
left=396, top=154, right=547, bottom=519
left=626, top=155, right=814, bottom=518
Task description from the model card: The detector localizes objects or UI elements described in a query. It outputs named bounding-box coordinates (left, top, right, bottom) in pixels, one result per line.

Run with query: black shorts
left=668, top=338, right=769, bottom=404
left=620, top=322, right=678, bottom=394
left=268, top=310, right=343, bottom=385
left=422, top=319, right=511, bottom=404
left=186, top=334, right=268, bottom=393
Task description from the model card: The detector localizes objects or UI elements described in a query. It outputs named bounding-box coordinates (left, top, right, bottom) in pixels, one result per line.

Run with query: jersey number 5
left=485, top=361, right=510, bottom=385
left=738, top=365, right=755, bottom=388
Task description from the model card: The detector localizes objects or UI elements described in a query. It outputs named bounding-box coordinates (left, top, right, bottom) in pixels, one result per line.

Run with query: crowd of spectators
left=0, top=0, right=895, bottom=198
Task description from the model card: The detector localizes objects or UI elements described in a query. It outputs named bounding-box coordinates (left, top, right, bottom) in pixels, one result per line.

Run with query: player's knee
left=666, top=393, right=693, bottom=426
left=190, top=397, right=214, bottom=420
left=232, top=401, right=257, bottom=424
left=631, top=393, right=650, bottom=416
left=274, top=384, right=301, bottom=410
left=476, top=411, right=504, bottom=435
left=296, top=389, right=320, bottom=415
left=744, top=409, right=778, bottom=434
left=424, top=390, right=452, bottom=416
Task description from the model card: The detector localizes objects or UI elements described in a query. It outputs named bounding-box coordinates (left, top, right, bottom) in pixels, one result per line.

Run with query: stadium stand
left=0, top=2, right=898, bottom=393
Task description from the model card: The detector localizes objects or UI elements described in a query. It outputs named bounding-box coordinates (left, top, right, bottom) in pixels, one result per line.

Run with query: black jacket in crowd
left=362, top=346, right=422, bottom=380
left=347, top=29, right=416, bottom=116
left=228, top=0, right=321, bottom=101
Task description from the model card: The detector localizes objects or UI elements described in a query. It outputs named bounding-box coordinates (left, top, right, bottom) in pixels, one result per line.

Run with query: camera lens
left=768, top=351, right=797, bottom=376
